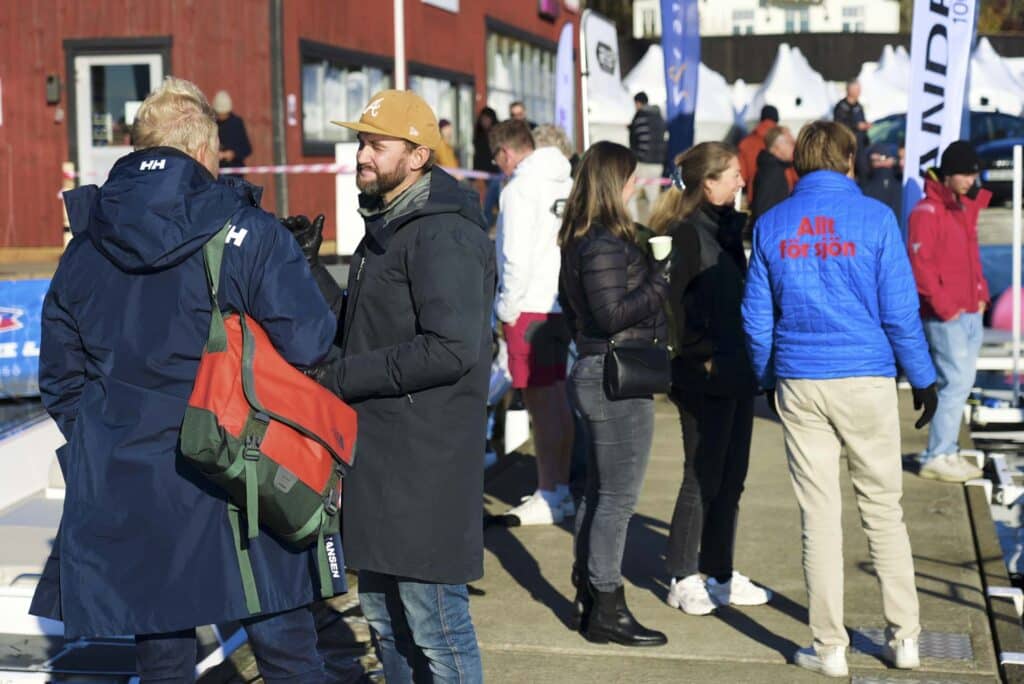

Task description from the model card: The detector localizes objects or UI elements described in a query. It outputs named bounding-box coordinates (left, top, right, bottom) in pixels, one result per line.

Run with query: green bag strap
left=243, top=441, right=260, bottom=541
left=316, top=520, right=334, bottom=600
left=202, top=221, right=235, bottom=353
left=228, top=503, right=262, bottom=614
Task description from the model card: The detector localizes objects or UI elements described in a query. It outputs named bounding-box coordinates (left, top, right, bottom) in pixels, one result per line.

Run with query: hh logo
left=363, top=98, right=384, bottom=118
left=0, top=308, right=24, bottom=333
left=224, top=225, right=248, bottom=247
left=139, top=159, right=166, bottom=171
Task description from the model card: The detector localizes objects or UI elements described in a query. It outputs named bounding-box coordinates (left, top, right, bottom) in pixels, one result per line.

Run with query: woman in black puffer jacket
left=559, top=141, right=670, bottom=647
left=647, top=142, right=771, bottom=619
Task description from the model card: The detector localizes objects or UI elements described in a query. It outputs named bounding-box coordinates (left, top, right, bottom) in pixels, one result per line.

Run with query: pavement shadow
left=483, top=524, right=577, bottom=629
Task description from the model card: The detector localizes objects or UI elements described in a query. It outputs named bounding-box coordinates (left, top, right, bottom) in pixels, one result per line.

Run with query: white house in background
left=633, top=0, right=900, bottom=38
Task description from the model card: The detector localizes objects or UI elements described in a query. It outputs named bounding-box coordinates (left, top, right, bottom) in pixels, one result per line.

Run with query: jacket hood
left=386, top=167, right=489, bottom=232
left=64, top=147, right=249, bottom=273
left=923, top=171, right=960, bottom=209
left=793, top=169, right=858, bottom=195
left=516, top=146, right=572, bottom=183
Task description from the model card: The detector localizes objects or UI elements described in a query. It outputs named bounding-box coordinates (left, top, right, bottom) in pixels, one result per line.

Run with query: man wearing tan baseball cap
left=294, top=89, right=494, bottom=683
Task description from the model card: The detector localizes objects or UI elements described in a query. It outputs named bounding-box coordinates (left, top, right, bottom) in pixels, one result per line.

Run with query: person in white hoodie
left=491, top=120, right=576, bottom=525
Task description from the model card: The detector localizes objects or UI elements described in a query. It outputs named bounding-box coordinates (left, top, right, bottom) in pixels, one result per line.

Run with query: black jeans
left=666, top=389, right=754, bottom=580
left=570, top=355, right=656, bottom=591
left=135, top=606, right=324, bottom=683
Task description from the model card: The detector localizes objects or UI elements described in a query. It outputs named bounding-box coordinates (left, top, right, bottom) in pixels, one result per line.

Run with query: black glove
left=280, top=213, right=325, bottom=267
left=912, top=383, right=938, bottom=429
left=765, top=388, right=780, bottom=418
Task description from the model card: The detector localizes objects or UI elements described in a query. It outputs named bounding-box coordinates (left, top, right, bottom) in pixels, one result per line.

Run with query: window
left=732, top=9, right=755, bottom=35
left=409, top=71, right=475, bottom=168
left=300, top=41, right=392, bottom=155
left=486, top=32, right=556, bottom=127
left=642, top=8, right=658, bottom=37
left=842, top=5, right=864, bottom=32
left=785, top=8, right=810, bottom=33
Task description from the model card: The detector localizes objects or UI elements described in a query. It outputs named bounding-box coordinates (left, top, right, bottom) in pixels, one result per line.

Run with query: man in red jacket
left=738, top=105, right=780, bottom=205
left=907, top=141, right=990, bottom=483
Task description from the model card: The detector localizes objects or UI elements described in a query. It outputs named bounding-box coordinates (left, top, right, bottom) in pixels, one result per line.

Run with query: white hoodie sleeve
left=494, top=182, right=533, bottom=325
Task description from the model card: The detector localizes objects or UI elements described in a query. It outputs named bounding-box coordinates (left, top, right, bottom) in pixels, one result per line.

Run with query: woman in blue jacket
left=649, top=143, right=772, bottom=617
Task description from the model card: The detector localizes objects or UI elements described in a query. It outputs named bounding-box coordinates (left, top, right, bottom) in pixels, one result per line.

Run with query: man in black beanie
left=906, top=140, right=991, bottom=482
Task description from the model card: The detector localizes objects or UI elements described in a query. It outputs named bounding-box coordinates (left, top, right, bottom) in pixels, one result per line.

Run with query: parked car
left=868, top=111, right=1024, bottom=148
left=869, top=111, right=1024, bottom=203
left=978, top=137, right=1024, bottom=204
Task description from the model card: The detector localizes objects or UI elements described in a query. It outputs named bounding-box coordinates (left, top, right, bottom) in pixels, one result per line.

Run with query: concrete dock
left=205, top=388, right=1003, bottom=683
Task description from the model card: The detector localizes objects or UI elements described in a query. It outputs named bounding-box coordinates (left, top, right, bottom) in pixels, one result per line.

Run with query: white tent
left=970, top=38, right=1024, bottom=115
left=622, top=44, right=737, bottom=144
left=747, top=44, right=834, bottom=130
left=856, top=45, right=910, bottom=120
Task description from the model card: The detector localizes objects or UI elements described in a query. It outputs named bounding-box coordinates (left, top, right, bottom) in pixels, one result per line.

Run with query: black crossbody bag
left=603, top=337, right=671, bottom=400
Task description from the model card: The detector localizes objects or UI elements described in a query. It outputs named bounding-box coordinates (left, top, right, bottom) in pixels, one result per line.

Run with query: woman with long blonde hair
left=559, top=141, right=670, bottom=647
left=650, top=142, right=772, bottom=617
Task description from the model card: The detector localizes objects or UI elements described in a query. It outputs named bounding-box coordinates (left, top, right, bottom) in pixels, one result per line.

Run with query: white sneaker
left=666, top=575, right=715, bottom=615
left=882, top=638, right=920, bottom=669
left=503, top=491, right=563, bottom=526
left=793, top=645, right=848, bottom=678
left=706, top=571, right=772, bottom=606
left=919, top=453, right=983, bottom=483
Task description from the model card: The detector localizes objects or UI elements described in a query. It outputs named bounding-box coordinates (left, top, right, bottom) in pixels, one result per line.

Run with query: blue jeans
left=135, top=606, right=324, bottom=683
left=358, top=570, right=482, bottom=684
left=569, top=354, right=656, bottom=591
left=922, top=312, right=983, bottom=459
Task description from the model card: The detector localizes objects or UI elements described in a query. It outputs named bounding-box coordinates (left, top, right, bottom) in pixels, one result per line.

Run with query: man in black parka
left=300, top=90, right=495, bottom=683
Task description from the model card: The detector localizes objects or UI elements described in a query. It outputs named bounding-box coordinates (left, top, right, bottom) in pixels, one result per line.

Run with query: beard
left=356, top=163, right=408, bottom=198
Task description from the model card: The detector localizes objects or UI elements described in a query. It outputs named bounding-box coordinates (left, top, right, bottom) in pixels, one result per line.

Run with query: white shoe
left=882, top=637, right=920, bottom=669
left=666, top=575, right=715, bottom=615
left=503, top=491, right=563, bottom=526
left=706, top=571, right=772, bottom=606
left=919, top=453, right=983, bottom=483
left=793, top=645, right=848, bottom=677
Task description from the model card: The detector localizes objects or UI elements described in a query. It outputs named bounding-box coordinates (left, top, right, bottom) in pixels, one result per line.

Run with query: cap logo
left=363, top=98, right=384, bottom=118
left=409, top=125, right=419, bottom=137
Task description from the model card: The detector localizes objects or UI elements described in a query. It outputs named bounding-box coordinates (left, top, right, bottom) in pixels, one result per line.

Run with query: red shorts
left=503, top=313, right=570, bottom=389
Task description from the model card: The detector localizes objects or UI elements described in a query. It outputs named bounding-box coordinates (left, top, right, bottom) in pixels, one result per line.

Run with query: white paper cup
left=649, top=235, right=672, bottom=261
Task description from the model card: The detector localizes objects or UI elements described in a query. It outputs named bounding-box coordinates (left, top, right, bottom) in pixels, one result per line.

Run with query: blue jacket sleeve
left=243, top=215, right=336, bottom=368
left=39, top=274, right=85, bottom=441
left=741, top=232, right=776, bottom=389
left=877, top=214, right=937, bottom=389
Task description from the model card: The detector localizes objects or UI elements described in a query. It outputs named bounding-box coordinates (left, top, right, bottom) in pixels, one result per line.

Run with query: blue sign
left=660, top=0, right=700, bottom=163
left=0, top=279, right=50, bottom=398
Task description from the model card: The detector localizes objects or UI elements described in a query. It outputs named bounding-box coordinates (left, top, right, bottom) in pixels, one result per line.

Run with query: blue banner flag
left=660, top=0, right=700, bottom=164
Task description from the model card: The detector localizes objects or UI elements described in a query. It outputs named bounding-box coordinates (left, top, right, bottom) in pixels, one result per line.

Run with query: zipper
left=340, top=255, right=367, bottom=357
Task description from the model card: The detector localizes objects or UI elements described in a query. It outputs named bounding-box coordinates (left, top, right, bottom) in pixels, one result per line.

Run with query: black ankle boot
left=584, top=584, right=667, bottom=647
left=570, top=566, right=592, bottom=632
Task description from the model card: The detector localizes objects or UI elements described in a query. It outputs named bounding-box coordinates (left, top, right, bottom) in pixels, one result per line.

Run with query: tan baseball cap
left=332, top=90, right=442, bottom=150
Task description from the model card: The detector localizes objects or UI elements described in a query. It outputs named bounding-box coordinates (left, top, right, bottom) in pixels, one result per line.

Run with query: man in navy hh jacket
left=32, top=77, right=337, bottom=682
left=743, top=121, right=938, bottom=678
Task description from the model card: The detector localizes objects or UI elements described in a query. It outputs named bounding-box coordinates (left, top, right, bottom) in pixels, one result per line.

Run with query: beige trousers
left=778, top=377, right=920, bottom=650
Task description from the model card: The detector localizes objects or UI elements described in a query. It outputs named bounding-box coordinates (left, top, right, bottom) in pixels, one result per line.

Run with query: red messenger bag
left=180, top=220, right=357, bottom=614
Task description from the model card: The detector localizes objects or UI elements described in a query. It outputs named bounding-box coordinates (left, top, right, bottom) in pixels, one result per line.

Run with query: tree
left=902, top=0, right=1024, bottom=33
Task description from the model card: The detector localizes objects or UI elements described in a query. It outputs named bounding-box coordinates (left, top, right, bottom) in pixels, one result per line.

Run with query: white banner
left=902, top=0, right=977, bottom=226
left=581, top=10, right=631, bottom=148
left=555, top=22, right=576, bottom=147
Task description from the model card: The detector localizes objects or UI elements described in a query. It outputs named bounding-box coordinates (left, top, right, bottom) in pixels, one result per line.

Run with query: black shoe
left=570, top=565, right=592, bottom=632
left=584, top=584, right=667, bottom=647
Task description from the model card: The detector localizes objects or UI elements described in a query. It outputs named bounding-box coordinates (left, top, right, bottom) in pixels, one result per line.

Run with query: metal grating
left=850, top=628, right=974, bottom=661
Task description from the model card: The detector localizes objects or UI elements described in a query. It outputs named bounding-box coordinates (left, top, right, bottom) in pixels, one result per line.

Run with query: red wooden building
left=0, top=0, right=578, bottom=255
